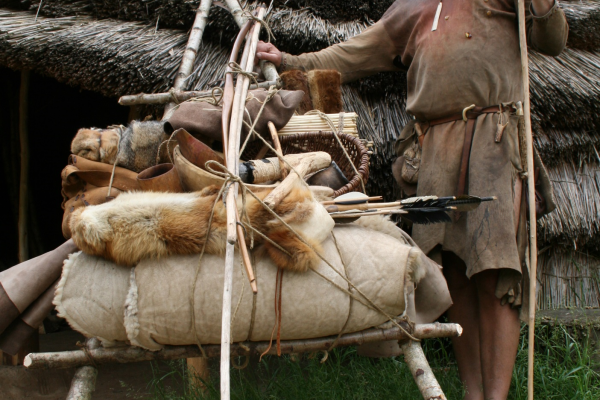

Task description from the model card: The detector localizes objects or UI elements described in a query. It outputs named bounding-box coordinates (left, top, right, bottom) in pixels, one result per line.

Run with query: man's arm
left=526, top=0, right=569, bottom=56
left=257, top=22, right=401, bottom=83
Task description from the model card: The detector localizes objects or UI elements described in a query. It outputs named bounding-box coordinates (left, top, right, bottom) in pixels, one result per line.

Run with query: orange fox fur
left=69, top=180, right=334, bottom=272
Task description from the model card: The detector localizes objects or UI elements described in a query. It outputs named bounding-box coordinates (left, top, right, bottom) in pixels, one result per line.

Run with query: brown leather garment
left=0, top=240, right=78, bottom=335
left=61, top=155, right=140, bottom=238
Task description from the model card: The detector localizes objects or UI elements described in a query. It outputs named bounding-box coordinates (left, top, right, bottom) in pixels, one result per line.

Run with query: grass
left=144, top=323, right=600, bottom=400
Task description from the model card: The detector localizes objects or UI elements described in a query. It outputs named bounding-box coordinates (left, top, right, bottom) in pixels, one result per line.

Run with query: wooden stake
left=18, top=70, right=30, bottom=263
left=162, top=0, right=213, bottom=120
left=66, top=366, right=97, bottom=400
left=400, top=340, right=447, bottom=400
left=267, top=121, right=287, bottom=179
left=24, top=323, right=462, bottom=370
left=516, top=1, right=539, bottom=399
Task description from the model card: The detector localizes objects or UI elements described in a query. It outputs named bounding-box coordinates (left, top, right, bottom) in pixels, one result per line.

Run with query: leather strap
left=421, top=105, right=505, bottom=196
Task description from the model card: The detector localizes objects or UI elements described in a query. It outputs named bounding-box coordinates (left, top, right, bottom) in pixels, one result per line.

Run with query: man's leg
left=442, top=251, right=484, bottom=400
left=474, top=269, right=520, bottom=400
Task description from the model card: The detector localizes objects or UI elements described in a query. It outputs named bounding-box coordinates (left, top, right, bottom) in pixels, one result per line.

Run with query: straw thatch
left=537, top=248, right=600, bottom=309
left=0, top=1, right=599, bottom=309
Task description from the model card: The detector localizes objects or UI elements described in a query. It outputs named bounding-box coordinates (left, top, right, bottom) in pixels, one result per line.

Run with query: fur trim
left=280, top=70, right=313, bottom=115
left=53, top=252, right=119, bottom=347
left=406, top=248, right=427, bottom=285
left=70, top=121, right=168, bottom=173
left=71, top=128, right=120, bottom=164
left=123, top=267, right=140, bottom=345
left=307, top=70, right=343, bottom=114
left=70, top=178, right=334, bottom=272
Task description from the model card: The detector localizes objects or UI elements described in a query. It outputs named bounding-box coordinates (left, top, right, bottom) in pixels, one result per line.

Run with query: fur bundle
left=71, top=120, right=168, bottom=173
left=280, top=70, right=313, bottom=115
left=280, top=69, right=343, bottom=114
left=69, top=178, right=334, bottom=272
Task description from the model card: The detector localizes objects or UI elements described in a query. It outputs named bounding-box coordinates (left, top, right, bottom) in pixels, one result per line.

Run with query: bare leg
left=442, top=251, right=484, bottom=400
left=474, top=269, right=520, bottom=400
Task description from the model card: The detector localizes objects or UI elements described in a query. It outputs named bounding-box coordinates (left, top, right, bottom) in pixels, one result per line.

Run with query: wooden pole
left=24, top=323, right=462, bottom=370
left=118, top=81, right=278, bottom=106
left=66, top=366, right=98, bottom=400
left=18, top=70, right=30, bottom=264
left=223, top=0, right=248, bottom=28
left=221, top=7, right=266, bottom=399
left=516, top=1, right=538, bottom=399
left=400, top=340, right=447, bottom=400
left=162, top=0, right=213, bottom=120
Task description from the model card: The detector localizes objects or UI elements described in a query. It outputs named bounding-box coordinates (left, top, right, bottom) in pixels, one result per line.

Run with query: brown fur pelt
left=71, top=120, right=168, bottom=173
left=69, top=178, right=334, bottom=272
left=307, top=70, right=343, bottom=114
left=280, top=70, right=313, bottom=115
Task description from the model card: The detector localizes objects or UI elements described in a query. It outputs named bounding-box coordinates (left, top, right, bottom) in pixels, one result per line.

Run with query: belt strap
left=421, top=105, right=504, bottom=196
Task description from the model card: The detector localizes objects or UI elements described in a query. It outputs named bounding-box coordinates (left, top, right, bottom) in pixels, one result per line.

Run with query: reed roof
left=1, top=2, right=600, bottom=272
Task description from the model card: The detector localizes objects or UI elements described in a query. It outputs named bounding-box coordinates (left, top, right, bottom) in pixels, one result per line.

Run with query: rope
left=106, top=126, right=123, bottom=198
left=156, top=129, right=178, bottom=166
left=226, top=61, right=259, bottom=86
left=76, top=341, right=98, bottom=368
left=242, top=9, right=275, bottom=43
left=304, top=110, right=366, bottom=193
left=327, top=232, right=354, bottom=352
left=189, top=178, right=229, bottom=357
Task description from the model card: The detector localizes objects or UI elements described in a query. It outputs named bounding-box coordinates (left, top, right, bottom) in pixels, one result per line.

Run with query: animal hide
left=307, top=70, right=343, bottom=114
left=71, top=120, right=168, bottom=173
left=69, top=178, right=334, bottom=272
left=280, top=70, right=313, bottom=115
left=281, top=70, right=343, bottom=115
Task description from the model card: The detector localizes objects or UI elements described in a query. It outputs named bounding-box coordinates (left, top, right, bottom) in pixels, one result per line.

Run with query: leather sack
left=165, top=89, right=305, bottom=142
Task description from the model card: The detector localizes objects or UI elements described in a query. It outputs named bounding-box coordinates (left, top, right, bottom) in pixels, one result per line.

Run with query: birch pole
left=162, top=0, right=213, bottom=120
left=516, top=1, right=538, bottom=399
left=221, top=7, right=266, bottom=399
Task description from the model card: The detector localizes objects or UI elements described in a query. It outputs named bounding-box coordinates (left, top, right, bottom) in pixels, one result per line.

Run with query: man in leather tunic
left=256, top=1, right=568, bottom=398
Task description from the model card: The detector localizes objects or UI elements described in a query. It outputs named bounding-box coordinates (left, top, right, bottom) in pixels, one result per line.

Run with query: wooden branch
left=267, top=121, right=287, bottom=179
left=222, top=8, right=266, bottom=398
left=162, top=0, right=213, bottom=120
left=66, top=366, right=97, bottom=400
left=224, top=0, right=248, bottom=28
left=517, top=1, right=538, bottom=399
left=18, top=70, right=30, bottom=263
left=119, top=80, right=278, bottom=106
left=23, top=323, right=462, bottom=370
left=400, top=340, right=447, bottom=400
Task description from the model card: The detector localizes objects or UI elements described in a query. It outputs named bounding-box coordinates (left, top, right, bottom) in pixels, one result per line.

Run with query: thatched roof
left=0, top=0, right=599, bottom=307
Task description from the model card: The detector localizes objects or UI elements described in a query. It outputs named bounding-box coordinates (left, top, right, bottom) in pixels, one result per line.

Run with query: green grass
left=145, top=324, right=600, bottom=400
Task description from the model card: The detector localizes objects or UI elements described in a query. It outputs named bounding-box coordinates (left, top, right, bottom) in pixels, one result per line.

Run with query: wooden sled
left=24, top=322, right=462, bottom=400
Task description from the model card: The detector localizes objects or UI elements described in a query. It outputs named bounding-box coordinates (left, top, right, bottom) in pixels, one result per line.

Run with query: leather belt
left=419, top=104, right=506, bottom=196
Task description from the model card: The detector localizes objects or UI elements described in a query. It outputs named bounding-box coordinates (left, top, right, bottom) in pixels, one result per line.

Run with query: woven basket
left=242, top=132, right=369, bottom=197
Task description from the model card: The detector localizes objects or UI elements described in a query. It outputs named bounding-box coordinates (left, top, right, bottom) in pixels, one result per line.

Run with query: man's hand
left=256, top=41, right=283, bottom=68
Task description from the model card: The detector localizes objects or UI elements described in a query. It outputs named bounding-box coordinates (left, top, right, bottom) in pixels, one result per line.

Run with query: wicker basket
left=242, top=132, right=369, bottom=197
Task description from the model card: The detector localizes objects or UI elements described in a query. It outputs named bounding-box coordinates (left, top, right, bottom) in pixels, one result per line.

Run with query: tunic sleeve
left=524, top=0, right=569, bottom=56
left=282, top=21, right=401, bottom=83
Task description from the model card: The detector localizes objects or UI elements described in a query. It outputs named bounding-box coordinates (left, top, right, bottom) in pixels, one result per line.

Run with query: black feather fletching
left=401, top=207, right=453, bottom=225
